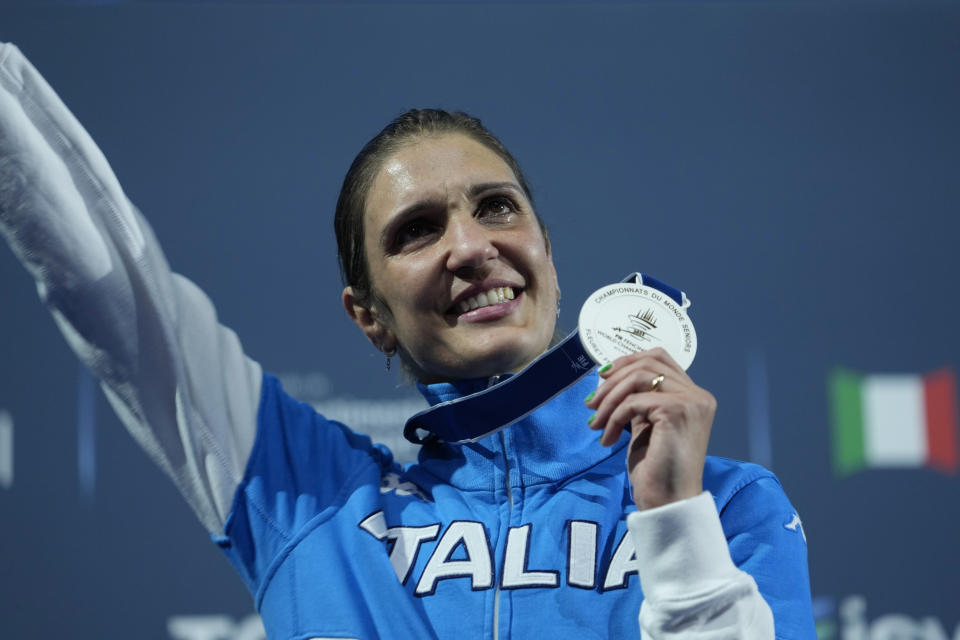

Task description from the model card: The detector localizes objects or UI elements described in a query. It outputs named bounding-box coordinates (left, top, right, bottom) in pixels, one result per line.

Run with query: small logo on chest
left=379, top=472, right=431, bottom=501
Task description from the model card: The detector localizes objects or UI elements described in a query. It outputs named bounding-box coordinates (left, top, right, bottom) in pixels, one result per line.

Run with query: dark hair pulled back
left=334, top=109, right=538, bottom=305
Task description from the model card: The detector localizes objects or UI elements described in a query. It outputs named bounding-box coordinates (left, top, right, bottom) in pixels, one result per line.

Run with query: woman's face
left=345, top=134, right=559, bottom=382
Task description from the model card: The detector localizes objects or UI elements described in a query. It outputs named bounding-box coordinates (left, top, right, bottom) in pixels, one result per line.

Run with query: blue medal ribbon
left=403, top=273, right=686, bottom=444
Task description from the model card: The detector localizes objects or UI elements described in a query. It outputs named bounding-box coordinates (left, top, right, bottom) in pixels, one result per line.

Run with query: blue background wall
left=1, top=2, right=958, bottom=638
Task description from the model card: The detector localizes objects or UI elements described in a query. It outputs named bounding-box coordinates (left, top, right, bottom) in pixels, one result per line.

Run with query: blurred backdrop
left=0, top=1, right=958, bottom=638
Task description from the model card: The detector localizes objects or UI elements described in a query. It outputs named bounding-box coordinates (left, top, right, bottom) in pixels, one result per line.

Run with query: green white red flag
left=829, top=368, right=959, bottom=476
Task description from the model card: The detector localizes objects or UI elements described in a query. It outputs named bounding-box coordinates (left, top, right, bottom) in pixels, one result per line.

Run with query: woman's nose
left=444, top=216, right=498, bottom=275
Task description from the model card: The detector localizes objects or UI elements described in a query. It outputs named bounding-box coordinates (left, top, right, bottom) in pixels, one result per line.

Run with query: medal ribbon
left=403, top=273, right=686, bottom=444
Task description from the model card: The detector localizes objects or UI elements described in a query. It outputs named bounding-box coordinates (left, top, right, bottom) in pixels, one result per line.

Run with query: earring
left=384, top=345, right=397, bottom=372
left=556, top=287, right=562, bottom=318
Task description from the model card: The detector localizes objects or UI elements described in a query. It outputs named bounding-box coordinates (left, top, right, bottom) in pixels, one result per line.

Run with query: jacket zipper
left=490, top=376, right=513, bottom=640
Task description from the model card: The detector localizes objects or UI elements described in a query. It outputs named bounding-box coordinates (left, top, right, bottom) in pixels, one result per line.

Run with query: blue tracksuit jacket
left=216, top=372, right=815, bottom=639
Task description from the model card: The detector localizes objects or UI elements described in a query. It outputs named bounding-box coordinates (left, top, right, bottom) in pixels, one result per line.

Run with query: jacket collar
left=411, top=371, right=629, bottom=490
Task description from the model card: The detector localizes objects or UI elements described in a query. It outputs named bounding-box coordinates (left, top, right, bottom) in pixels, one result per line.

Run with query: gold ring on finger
left=649, top=373, right=665, bottom=392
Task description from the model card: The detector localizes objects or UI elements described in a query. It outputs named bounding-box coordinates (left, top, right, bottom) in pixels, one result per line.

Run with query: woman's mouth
left=455, top=286, right=517, bottom=314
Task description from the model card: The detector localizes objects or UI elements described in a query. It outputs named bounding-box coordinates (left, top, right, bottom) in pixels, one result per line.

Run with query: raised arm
left=0, top=43, right=261, bottom=533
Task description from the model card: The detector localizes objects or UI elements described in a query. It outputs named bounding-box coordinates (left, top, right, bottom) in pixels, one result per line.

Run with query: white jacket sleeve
left=628, top=492, right=776, bottom=639
left=0, top=42, right=261, bottom=534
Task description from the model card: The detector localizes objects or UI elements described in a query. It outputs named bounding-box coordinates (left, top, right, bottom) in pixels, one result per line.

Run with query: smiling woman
left=0, top=43, right=815, bottom=640
left=342, top=120, right=559, bottom=382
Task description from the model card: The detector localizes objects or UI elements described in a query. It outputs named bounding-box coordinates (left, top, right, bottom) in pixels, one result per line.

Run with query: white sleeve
left=0, top=42, right=261, bottom=534
left=627, top=492, right=776, bottom=639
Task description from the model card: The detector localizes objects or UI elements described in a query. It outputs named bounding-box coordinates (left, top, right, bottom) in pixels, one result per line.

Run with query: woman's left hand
left=585, top=348, right=717, bottom=511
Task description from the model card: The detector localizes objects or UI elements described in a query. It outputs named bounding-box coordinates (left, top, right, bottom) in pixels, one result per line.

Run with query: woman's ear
left=343, top=286, right=395, bottom=352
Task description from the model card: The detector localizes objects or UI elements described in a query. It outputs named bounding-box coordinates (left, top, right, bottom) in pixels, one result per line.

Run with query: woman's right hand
left=584, top=347, right=716, bottom=511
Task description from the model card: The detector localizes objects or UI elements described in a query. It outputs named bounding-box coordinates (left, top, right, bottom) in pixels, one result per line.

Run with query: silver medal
left=578, top=282, right=697, bottom=370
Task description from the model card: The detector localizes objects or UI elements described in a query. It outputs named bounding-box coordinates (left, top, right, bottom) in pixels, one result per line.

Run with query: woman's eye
left=395, top=219, right=437, bottom=248
left=479, top=197, right=516, bottom=219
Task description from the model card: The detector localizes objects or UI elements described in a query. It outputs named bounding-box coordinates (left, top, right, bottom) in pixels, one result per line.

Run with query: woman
left=0, top=43, right=814, bottom=638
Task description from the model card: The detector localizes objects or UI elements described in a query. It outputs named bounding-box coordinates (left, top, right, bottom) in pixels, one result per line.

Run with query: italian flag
left=829, top=368, right=959, bottom=476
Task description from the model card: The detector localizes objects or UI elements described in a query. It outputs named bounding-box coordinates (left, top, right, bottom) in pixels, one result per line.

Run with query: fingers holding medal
left=585, top=347, right=694, bottom=445
left=585, top=348, right=716, bottom=511
left=578, top=275, right=712, bottom=511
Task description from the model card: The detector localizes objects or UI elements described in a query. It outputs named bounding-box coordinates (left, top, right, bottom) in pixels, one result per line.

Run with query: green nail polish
left=584, top=391, right=595, bottom=404
left=587, top=414, right=595, bottom=426
left=599, top=363, right=612, bottom=374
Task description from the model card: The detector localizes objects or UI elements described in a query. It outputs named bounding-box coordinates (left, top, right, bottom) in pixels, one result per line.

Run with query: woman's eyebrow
left=468, top=181, right=523, bottom=197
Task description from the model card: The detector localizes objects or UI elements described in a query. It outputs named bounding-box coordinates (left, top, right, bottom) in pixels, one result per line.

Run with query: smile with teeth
left=457, top=287, right=516, bottom=314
